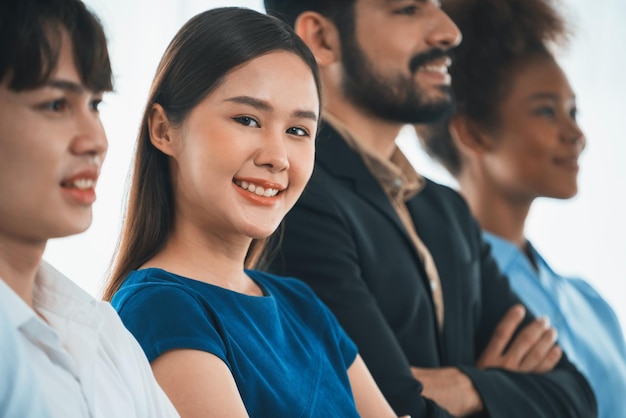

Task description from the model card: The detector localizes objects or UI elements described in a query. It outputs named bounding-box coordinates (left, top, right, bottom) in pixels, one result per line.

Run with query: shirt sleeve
left=113, top=283, right=228, bottom=366
left=315, top=289, right=359, bottom=369
left=573, top=278, right=626, bottom=349
left=99, top=302, right=180, bottom=418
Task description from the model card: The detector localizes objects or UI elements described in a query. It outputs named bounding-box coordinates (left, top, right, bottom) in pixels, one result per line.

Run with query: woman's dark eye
left=287, top=126, right=309, bottom=137
left=394, top=5, right=419, bottom=15
left=535, top=107, right=556, bottom=118
left=233, top=116, right=260, bottom=128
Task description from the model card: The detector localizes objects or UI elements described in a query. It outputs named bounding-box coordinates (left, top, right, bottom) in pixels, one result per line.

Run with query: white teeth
left=72, top=179, right=95, bottom=189
left=233, top=180, right=280, bottom=197
left=419, top=58, right=451, bottom=74
left=420, top=65, right=448, bottom=74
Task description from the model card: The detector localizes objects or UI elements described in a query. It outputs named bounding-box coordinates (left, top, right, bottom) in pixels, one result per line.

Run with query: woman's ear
left=450, top=115, right=496, bottom=158
left=148, top=103, right=175, bottom=156
left=294, top=11, right=341, bottom=67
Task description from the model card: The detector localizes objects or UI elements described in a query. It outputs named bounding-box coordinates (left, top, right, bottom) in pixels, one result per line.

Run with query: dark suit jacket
left=268, top=123, right=597, bottom=417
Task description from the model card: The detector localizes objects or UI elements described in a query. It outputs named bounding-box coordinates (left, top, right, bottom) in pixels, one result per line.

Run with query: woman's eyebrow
left=225, top=95, right=318, bottom=122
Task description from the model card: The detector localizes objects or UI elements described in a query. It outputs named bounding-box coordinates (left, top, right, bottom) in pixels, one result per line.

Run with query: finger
left=518, top=327, right=558, bottom=372
left=501, top=316, right=550, bottom=369
left=477, top=304, right=525, bottom=368
left=534, top=344, right=563, bottom=373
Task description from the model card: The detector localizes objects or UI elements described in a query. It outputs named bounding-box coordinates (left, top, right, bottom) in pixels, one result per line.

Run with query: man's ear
left=148, top=103, right=175, bottom=157
left=294, top=11, right=341, bottom=67
left=450, top=115, right=496, bottom=157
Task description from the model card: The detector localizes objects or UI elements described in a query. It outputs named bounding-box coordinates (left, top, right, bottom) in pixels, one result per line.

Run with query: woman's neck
left=458, top=174, right=532, bottom=250
left=141, top=225, right=263, bottom=296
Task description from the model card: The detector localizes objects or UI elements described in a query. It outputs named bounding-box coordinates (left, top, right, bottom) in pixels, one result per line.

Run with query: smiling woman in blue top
left=416, top=0, right=626, bottom=416
left=102, top=7, right=403, bottom=418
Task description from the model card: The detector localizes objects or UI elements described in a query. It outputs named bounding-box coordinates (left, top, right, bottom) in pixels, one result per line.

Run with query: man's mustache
left=409, top=48, right=452, bottom=74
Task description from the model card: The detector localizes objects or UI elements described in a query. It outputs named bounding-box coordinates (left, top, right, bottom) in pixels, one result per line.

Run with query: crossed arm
left=411, top=304, right=562, bottom=416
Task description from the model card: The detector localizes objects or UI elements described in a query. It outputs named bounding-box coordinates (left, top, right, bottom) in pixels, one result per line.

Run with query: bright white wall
left=44, top=0, right=625, bottom=328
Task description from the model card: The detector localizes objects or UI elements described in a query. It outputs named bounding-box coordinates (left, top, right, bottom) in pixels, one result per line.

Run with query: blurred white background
left=44, top=0, right=625, bottom=329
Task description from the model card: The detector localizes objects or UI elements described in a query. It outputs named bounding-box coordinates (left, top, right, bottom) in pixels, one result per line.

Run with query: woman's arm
left=151, top=349, right=249, bottom=418
left=349, top=354, right=409, bottom=418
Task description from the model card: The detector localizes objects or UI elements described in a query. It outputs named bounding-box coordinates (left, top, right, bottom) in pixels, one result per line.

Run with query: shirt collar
left=0, top=278, right=37, bottom=330
left=33, top=260, right=100, bottom=327
left=0, top=260, right=100, bottom=332
left=323, top=112, right=425, bottom=201
left=482, top=232, right=527, bottom=269
left=482, top=231, right=549, bottom=278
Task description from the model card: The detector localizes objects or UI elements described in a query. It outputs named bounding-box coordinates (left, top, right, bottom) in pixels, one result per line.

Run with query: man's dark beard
left=339, top=30, right=455, bottom=124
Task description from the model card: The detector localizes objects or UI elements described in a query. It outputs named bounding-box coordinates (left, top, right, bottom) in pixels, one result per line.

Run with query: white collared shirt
left=0, top=302, right=49, bottom=418
left=0, top=261, right=180, bottom=418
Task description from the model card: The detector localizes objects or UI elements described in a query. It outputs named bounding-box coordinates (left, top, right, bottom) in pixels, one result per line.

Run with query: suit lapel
left=317, top=123, right=445, bottom=355
left=315, top=123, right=416, bottom=246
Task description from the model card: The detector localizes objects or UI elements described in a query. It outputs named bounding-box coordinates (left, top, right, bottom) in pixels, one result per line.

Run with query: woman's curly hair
left=420, top=0, right=571, bottom=176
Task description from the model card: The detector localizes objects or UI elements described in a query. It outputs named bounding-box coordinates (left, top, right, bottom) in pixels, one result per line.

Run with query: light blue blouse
left=484, top=232, right=626, bottom=418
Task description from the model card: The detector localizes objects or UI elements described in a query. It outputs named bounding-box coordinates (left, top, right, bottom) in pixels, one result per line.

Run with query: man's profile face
left=339, top=0, right=461, bottom=124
